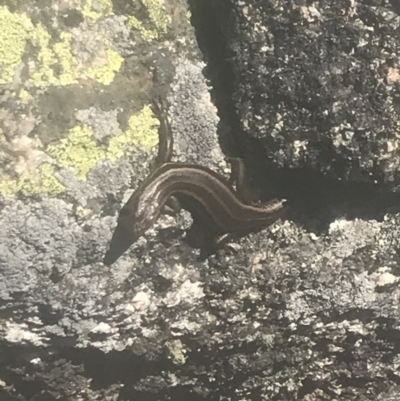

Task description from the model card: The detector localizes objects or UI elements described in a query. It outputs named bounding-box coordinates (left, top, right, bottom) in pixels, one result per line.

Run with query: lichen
left=47, top=125, right=106, bottom=181
left=0, top=6, right=123, bottom=88
left=19, top=89, right=33, bottom=102
left=165, top=340, right=186, bottom=365
left=0, top=104, right=160, bottom=199
left=0, top=6, right=34, bottom=84
left=0, top=164, right=65, bottom=199
left=128, top=0, right=171, bottom=41
left=82, top=0, right=114, bottom=22
left=32, top=26, right=79, bottom=87
left=107, top=105, right=159, bottom=161
left=86, top=48, right=124, bottom=85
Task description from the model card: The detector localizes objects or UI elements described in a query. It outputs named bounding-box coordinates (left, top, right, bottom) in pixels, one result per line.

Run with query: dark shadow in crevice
left=269, top=166, right=400, bottom=233
left=188, top=0, right=245, bottom=158
left=63, top=347, right=171, bottom=390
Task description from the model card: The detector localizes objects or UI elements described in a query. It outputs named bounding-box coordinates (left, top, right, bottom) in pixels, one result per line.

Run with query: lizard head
left=103, top=182, right=163, bottom=265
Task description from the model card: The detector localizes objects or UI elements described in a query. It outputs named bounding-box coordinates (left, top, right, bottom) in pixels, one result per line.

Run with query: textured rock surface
left=1, top=0, right=400, bottom=400
left=200, top=0, right=400, bottom=185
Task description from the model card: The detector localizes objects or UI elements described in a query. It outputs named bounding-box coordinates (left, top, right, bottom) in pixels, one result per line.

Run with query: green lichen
left=53, top=32, right=79, bottom=86
left=128, top=16, right=157, bottom=41
left=32, top=25, right=123, bottom=87
left=86, top=48, right=124, bottom=85
left=0, top=164, right=65, bottom=199
left=0, top=104, right=160, bottom=199
left=82, top=0, right=114, bottom=22
left=107, top=105, right=159, bottom=161
left=47, top=125, right=106, bottom=181
left=75, top=205, right=91, bottom=218
left=20, top=164, right=65, bottom=196
left=0, top=6, right=123, bottom=88
left=0, top=6, right=34, bottom=84
left=41, top=105, right=158, bottom=184
left=165, top=340, right=186, bottom=365
left=32, top=26, right=78, bottom=87
left=144, top=0, right=171, bottom=34
left=128, top=0, right=171, bottom=41
left=0, top=179, right=18, bottom=199
left=19, top=89, right=33, bottom=102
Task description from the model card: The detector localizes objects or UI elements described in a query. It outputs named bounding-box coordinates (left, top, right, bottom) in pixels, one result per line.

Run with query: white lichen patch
left=5, top=321, right=45, bottom=346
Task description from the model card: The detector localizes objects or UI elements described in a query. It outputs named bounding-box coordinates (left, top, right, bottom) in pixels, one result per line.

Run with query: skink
left=103, top=99, right=286, bottom=265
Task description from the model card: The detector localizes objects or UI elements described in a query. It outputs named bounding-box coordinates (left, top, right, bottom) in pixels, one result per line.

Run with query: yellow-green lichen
left=144, top=0, right=171, bottom=34
left=32, top=26, right=78, bottom=87
left=42, top=105, right=159, bottom=183
left=0, top=104, right=160, bottom=199
left=19, top=89, right=33, bottom=102
left=75, top=205, right=92, bottom=219
left=53, top=32, right=79, bottom=86
left=0, top=6, right=34, bottom=85
left=31, top=24, right=123, bottom=87
left=0, top=163, right=65, bottom=199
left=82, top=0, right=114, bottom=22
left=0, top=6, right=123, bottom=88
left=0, top=178, right=18, bottom=199
left=165, top=340, right=186, bottom=365
left=47, top=125, right=106, bottom=181
left=86, top=48, right=124, bottom=85
left=128, top=0, right=171, bottom=41
left=107, top=105, right=159, bottom=161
